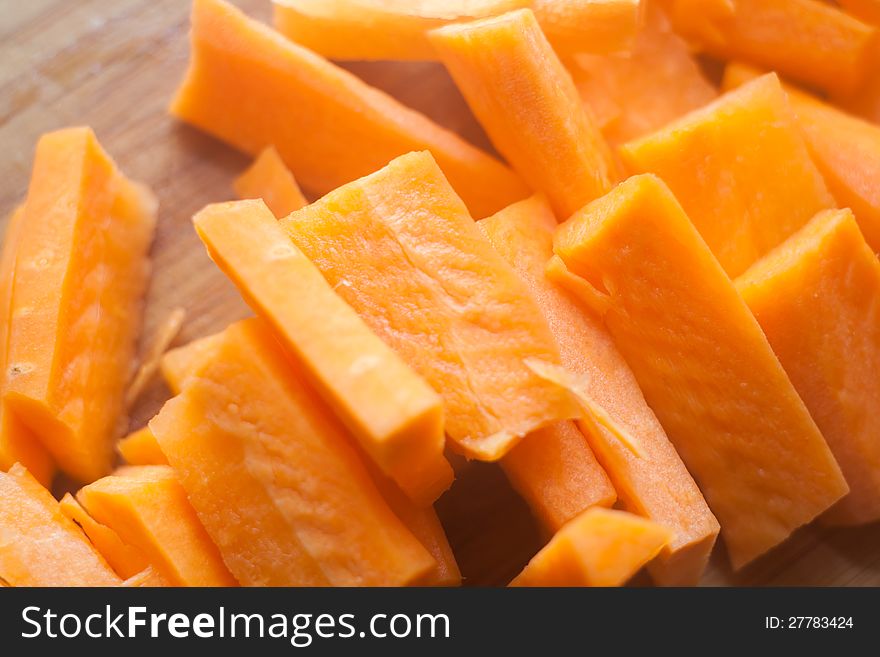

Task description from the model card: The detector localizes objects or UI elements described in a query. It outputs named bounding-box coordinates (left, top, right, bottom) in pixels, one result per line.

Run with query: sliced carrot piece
left=430, top=9, right=615, bottom=219
left=234, top=146, right=308, bottom=218
left=161, top=332, right=225, bottom=394
left=0, top=464, right=120, bottom=586
left=509, top=508, right=672, bottom=587
left=723, top=62, right=880, bottom=253
left=4, top=127, right=156, bottom=482
left=0, top=205, right=54, bottom=485
left=150, top=319, right=436, bottom=586
left=194, top=199, right=451, bottom=505
left=499, top=420, right=616, bottom=532
left=570, top=3, right=716, bottom=145
left=77, top=465, right=237, bottom=586
left=667, top=0, right=877, bottom=96
left=122, top=566, right=170, bottom=587
left=171, top=0, right=528, bottom=219
left=533, top=0, right=643, bottom=56
left=272, top=0, right=530, bottom=61
left=482, top=194, right=717, bottom=584
left=620, top=74, right=835, bottom=278
left=737, top=210, right=880, bottom=526
left=554, top=174, right=848, bottom=569
left=117, top=426, right=167, bottom=466
left=281, top=151, right=579, bottom=461
left=125, top=307, right=186, bottom=409
left=59, top=493, right=149, bottom=578
left=157, top=323, right=459, bottom=586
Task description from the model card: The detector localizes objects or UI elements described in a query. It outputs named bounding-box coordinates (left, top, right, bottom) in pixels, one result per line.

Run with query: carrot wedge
left=533, top=0, right=643, bottom=57
left=0, top=464, right=120, bottom=586
left=150, top=319, right=436, bottom=587
left=193, top=199, right=450, bottom=506
left=4, top=127, right=156, bottom=482
left=59, top=493, right=149, bottom=578
left=620, top=74, right=835, bottom=278
left=667, top=0, right=877, bottom=96
left=234, top=146, right=307, bottom=218
left=482, top=194, right=717, bottom=584
left=554, top=174, right=848, bottom=569
left=117, top=426, right=167, bottom=466
left=510, top=508, right=671, bottom=587
left=77, top=465, right=238, bottom=587
left=158, top=324, right=459, bottom=586
left=0, top=205, right=53, bottom=485
left=280, top=151, right=580, bottom=461
left=171, top=0, right=528, bottom=219
left=430, top=9, right=616, bottom=219
left=722, top=62, right=880, bottom=254
left=737, top=210, right=880, bottom=526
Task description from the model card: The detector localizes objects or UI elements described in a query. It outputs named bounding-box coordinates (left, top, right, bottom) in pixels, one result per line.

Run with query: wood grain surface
left=1, top=0, right=878, bottom=587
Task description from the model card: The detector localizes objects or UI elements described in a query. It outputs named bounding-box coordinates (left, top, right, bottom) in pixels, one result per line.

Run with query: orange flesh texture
left=0, top=205, right=54, bottom=485
left=193, top=199, right=450, bottom=505
left=59, top=493, right=149, bottom=578
left=233, top=145, right=308, bottom=218
left=840, top=0, right=880, bottom=24
left=477, top=199, right=616, bottom=529
left=171, top=0, right=528, bottom=219
left=737, top=209, right=880, bottom=526
left=554, top=174, right=849, bottom=569
left=430, top=9, right=616, bottom=220
left=620, top=74, right=836, bottom=278
left=4, top=127, right=156, bottom=482
left=272, top=0, right=530, bottom=61
left=0, top=464, right=120, bottom=586
left=77, top=465, right=238, bottom=586
left=280, top=151, right=580, bottom=461
left=667, top=0, right=877, bottom=96
left=482, top=195, right=717, bottom=584
left=122, top=566, right=170, bottom=587
left=533, top=0, right=643, bottom=56
left=509, top=507, right=672, bottom=586
left=149, top=319, right=436, bottom=586
left=570, top=3, right=716, bottom=146
left=722, top=62, right=880, bottom=254
left=158, top=325, right=460, bottom=586
left=118, top=426, right=168, bottom=466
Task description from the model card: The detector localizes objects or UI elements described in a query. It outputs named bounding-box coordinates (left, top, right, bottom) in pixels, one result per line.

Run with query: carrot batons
left=0, top=464, right=120, bottom=586
left=554, top=174, right=848, bottom=569
left=723, top=63, right=880, bottom=255
left=483, top=195, right=717, bottom=585
left=117, top=426, right=167, bottom=466
left=533, top=0, right=643, bottom=56
left=77, top=465, right=237, bottom=587
left=621, top=74, right=835, bottom=278
left=234, top=146, right=307, bottom=218
left=737, top=210, right=880, bottom=526
left=500, top=421, right=616, bottom=532
left=0, top=205, right=54, bottom=486
left=281, top=151, right=579, bottom=461
left=570, top=4, right=716, bottom=145
left=430, top=9, right=615, bottom=219
left=4, top=127, right=156, bottom=482
left=272, top=0, right=530, bottom=61
left=510, top=508, right=671, bottom=587
left=59, top=493, right=149, bottom=578
left=171, top=0, right=528, bottom=219
left=194, top=199, right=450, bottom=505
left=667, top=0, right=877, bottom=96
left=150, top=319, right=436, bottom=587
left=158, top=323, right=459, bottom=586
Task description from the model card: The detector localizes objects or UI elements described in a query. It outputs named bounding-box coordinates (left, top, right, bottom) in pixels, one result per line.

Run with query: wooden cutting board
left=1, top=0, right=878, bottom=587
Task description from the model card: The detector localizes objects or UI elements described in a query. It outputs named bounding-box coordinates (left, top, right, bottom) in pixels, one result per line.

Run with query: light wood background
left=1, top=0, right=878, bottom=587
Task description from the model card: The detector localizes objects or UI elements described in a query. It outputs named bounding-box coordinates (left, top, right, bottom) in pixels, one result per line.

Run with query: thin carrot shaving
left=126, top=307, right=187, bottom=408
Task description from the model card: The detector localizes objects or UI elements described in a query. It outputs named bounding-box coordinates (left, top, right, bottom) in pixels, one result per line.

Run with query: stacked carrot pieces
left=5, top=0, right=880, bottom=588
